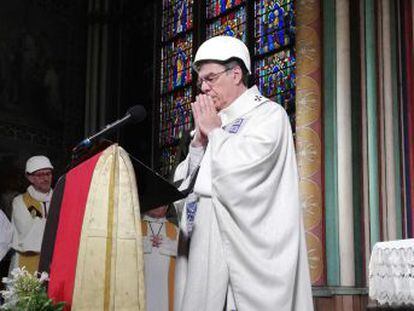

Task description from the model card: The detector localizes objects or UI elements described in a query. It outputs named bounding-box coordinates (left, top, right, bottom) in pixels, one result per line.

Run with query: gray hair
left=223, top=59, right=249, bottom=86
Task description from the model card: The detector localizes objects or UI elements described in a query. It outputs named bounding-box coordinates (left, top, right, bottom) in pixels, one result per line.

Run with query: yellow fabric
left=165, top=222, right=177, bottom=240
left=17, top=192, right=44, bottom=273
left=103, top=149, right=117, bottom=310
left=168, top=257, right=176, bottom=311
left=18, top=253, right=40, bottom=274
left=71, top=145, right=146, bottom=310
left=141, top=221, right=148, bottom=236
left=22, top=192, right=44, bottom=217
left=165, top=222, right=177, bottom=311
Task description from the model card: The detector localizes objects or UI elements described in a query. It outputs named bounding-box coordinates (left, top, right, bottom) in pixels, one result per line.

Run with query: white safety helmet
left=25, top=155, right=54, bottom=174
left=193, top=35, right=251, bottom=74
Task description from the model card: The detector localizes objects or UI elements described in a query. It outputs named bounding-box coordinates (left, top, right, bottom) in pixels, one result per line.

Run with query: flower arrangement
left=0, top=267, right=65, bottom=311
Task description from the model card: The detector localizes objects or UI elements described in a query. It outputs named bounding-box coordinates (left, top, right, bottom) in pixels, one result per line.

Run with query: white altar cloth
left=369, top=239, right=414, bottom=306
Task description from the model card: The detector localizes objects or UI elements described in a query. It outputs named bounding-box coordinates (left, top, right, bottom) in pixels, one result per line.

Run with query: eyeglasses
left=29, top=171, right=52, bottom=178
left=196, top=67, right=232, bottom=90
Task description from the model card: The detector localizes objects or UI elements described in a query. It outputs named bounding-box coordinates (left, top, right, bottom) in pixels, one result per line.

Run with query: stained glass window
left=159, top=87, right=193, bottom=147
left=254, top=0, right=296, bottom=129
left=162, top=0, right=193, bottom=41
left=206, top=0, right=246, bottom=41
left=159, top=0, right=194, bottom=176
left=206, top=7, right=247, bottom=41
left=255, top=49, right=296, bottom=125
left=158, top=86, right=192, bottom=176
left=157, top=0, right=297, bottom=175
left=159, top=146, right=178, bottom=177
left=160, top=34, right=193, bottom=93
left=254, top=0, right=295, bottom=55
left=206, top=0, right=245, bottom=19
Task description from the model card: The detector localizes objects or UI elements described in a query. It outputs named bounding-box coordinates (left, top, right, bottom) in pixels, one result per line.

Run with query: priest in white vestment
left=10, top=155, right=54, bottom=274
left=173, top=36, right=314, bottom=311
left=0, top=209, right=12, bottom=262
left=142, top=205, right=178, bottom=311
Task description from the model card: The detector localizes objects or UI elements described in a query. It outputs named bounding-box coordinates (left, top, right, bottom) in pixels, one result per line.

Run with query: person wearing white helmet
left=174, top=35, right=313, bottom=311
left=9, top=155, right=54, bottom=274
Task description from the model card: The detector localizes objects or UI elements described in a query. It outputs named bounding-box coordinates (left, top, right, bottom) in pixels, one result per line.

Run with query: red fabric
left=47, top=152, right=102, bottom=309
left=402, top=0, right=414, bottom=237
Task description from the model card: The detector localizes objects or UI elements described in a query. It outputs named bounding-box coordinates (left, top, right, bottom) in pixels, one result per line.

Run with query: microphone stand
left=83, top=114, right=130, bottom=146
left=69, top=105, right=146, bottom=170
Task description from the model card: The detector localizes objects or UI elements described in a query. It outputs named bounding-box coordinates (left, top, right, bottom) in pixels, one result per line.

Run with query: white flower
left=38, top=271, right=49, bottom=283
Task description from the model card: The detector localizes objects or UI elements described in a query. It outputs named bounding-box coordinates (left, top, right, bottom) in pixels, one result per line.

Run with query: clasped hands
left=191, top=94, right=222, bottom=147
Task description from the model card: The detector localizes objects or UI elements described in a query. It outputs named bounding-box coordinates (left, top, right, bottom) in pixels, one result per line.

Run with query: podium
left=39, top=144, right=185, bottom=310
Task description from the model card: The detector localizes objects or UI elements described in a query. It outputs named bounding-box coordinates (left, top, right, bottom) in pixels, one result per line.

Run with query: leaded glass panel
left=255, top=49, right=296, bottom=124
left=206, top=7, right=246, bottom=40
left=162, top=0, right=194, bottom=41
left=160, top=33, right=193, bottom=94
left=206, top=0, right=245, bottom=19
left=254, top=0, right=295, bottom=55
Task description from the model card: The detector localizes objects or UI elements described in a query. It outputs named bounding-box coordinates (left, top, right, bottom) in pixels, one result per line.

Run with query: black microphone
left=73, top=105, right=146, bottom=152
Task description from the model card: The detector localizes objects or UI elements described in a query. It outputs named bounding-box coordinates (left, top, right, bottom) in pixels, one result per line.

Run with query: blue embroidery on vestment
left=186, top=195, right=198, bottom=235
left=227, top=118, right=244, bottom=133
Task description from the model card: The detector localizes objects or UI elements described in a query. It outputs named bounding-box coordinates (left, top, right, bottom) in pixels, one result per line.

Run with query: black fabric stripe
left=39, top=175, right=66, bottom=274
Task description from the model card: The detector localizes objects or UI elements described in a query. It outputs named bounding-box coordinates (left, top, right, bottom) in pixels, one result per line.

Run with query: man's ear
left=232, top=65, right=243, bottom=85
left=26, top=173, right=34, bottom=184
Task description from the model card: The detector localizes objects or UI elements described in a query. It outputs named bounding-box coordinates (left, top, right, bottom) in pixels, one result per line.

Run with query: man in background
left=10, top=155, right=53, bottom=274
left=0, top=209, right=11, bottom=262
left=0, top=208, right=12, bottom=304
left=142, top=205, right=178, bottom=311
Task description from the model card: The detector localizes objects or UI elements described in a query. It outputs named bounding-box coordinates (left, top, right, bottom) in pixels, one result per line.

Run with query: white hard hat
left=193, top=35, right=251, bottom=74
left=25, top=155, right=54, bottom=174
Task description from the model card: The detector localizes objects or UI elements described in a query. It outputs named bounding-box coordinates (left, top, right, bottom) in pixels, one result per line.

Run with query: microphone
left=73, top=105, right=146, bottom=152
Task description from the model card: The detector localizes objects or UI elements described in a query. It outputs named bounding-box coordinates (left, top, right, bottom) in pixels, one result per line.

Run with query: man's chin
left=211, top=100, right=220, bottom=111
left=214, top=104, right=222, bottom=112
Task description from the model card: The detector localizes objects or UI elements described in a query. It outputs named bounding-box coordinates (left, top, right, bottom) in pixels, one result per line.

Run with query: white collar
left=218, top=85, right=264, bottom=126
left=27, top=185, right=53, bottom=203
left=143, top=215, right=166, bottom=223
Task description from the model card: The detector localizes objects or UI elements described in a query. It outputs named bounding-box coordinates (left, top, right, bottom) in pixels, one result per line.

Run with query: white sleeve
left=174, top=146, right=204, bottom=184
left=11, top=196, right=46, bottom=253
left=0, top=210, right=12, bottom=261
left=188, top=145, right=205, bottom=173
left=173, top=145, right=205, bottom=219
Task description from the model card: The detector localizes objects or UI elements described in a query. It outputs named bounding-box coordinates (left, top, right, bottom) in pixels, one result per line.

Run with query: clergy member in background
left=0, top=209, right=12, bottom=303
left=142, top=205, right=178, bottom=311
left=10, top=155, right=54, bottom=274
left=0, top=209, right=12, bottom=261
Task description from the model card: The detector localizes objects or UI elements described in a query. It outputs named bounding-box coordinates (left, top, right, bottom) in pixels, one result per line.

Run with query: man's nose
left=201, top=81, right=211, bottom=93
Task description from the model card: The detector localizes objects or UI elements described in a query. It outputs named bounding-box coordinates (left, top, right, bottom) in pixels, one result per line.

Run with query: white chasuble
left=174, top=86, right=313, bottom=311
left=0, top=210, right=12, bottom=261
left=10, top=186, right=52, bottom=274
